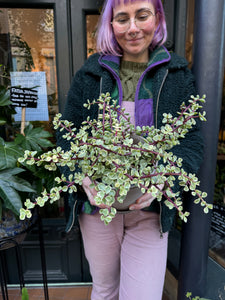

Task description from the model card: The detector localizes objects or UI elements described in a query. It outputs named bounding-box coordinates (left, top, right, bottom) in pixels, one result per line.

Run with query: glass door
left=0, top=3, right=69, bottom=220
left=0, top=0, right=84, bottom=284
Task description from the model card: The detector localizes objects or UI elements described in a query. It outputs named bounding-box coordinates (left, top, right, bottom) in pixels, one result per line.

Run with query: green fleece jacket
left=57, top=46, right=204, bottom=234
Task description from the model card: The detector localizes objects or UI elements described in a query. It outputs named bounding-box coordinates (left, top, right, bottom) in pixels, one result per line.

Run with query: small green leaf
left=186, top=292, right=192, bottom=297
left=204, top=207, right=209, bottom=214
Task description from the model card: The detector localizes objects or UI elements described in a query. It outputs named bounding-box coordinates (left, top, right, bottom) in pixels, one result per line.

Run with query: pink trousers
left=79, top=210, right=168, bottom=300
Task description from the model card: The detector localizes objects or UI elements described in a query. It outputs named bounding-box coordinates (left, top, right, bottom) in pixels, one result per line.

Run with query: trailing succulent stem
left=19, top=93, right=212, bottom=224
left=186, top=292, right=211, bottom=300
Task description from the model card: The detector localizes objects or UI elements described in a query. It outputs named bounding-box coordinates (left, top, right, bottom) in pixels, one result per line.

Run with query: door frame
left=70, top=0, right=103, bottom=78
left=0, top=0, right=190, bottom=285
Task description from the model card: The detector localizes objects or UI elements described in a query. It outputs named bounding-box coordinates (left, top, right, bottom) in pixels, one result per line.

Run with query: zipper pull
left=159, top=229, right=163, bottom=239
left=159, top=202, right=163, bottom=238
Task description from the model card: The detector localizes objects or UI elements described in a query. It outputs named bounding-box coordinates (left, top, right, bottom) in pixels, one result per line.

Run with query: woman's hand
left=82, top=177, right=110, bottom=209
left=129, top=184, right=164, bottom=210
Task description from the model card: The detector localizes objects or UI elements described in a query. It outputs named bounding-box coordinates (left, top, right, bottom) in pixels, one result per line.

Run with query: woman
left=57, top=0, right=204, bottom=299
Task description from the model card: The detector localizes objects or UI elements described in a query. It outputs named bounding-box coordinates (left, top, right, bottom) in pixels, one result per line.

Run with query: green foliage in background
left=0, top=83, right=58, bottom=220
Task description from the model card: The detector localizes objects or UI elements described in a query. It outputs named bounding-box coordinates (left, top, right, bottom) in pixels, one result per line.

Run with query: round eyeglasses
left=111, top=9, right=156, bottom=33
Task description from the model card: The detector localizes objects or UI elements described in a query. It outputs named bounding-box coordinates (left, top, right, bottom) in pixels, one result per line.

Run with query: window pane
left=0, top=8, right=58, bottom=126
left=0, top=8, right=63, bottom=219
left=86, top=14, right=99, bottom=58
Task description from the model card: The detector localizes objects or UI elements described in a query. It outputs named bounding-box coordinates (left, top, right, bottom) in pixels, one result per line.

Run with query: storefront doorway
left=0, top=0, right=103, bottom=284
left=0, top=0, right=189, bottom=285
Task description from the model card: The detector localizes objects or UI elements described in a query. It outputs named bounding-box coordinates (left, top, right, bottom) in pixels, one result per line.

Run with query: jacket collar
left=99, top=46, right=171, bottom=74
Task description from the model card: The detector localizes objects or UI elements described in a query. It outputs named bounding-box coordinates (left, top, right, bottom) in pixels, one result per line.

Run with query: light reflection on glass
left=0, top=8, right=58, bottom=122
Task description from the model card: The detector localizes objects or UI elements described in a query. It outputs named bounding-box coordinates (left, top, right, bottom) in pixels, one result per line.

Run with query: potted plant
left=19, top=92, right=212, bottom=225
left=0, top=82, right=56, bottom=241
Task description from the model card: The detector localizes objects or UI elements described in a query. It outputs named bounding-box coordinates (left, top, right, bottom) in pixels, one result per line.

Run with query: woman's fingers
left=83, top=178, right=164, bottom=210
left=82, top=176, right=110, bottom=209
left=129, top=184, right=164, bottom=210
left=129, top=187, right=161, bottom=210
left=129, top=193, right=154, bottom=210
left=82, top=177, right=96, bottom=203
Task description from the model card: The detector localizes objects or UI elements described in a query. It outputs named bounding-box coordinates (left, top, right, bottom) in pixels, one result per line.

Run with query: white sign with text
left=10, top=71, right=49, bottom=121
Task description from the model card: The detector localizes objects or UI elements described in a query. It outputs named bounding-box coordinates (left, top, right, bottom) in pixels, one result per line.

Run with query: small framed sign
left=10, top=72, right=49, bottom=122
left=209, top=204, right=225, bottom=268
left=10, top=87, right=38, bottom=108
left=211, top=204, right=225, bottom=237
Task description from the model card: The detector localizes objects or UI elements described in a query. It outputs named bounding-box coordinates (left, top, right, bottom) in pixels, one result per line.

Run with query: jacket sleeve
left=168, top=66, right=204, bottom=194
left=56, top=69, right=89, bottom=231
left=56, top=70, right=85, bottom=180
left=160, top=65, right=205, bottom=233
left=174, top=69, right=204, bottom=172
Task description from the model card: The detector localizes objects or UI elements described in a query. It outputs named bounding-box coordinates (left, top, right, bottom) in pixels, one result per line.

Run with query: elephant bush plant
left=19, top=93, right=212, bottom=224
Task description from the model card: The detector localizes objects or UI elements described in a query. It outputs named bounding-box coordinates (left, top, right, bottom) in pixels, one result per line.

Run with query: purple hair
left=96, top=0, right=167, bottom=56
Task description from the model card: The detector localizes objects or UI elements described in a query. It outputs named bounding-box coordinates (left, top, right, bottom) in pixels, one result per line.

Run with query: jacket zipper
left=98, top=62, right=123, bottom=106
left=156, top=69, right=169, bottom=238
left=155, top=69, right=169, bottom=129
left=159, top=202, right=163, bottom=238
left=66, top=198, right=78, bottom=233
left=99, top=77, right=103, bottom=95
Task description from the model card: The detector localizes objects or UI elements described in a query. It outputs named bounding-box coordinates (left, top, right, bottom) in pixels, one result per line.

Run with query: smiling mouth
left=128, top=37, right=142, bottom=42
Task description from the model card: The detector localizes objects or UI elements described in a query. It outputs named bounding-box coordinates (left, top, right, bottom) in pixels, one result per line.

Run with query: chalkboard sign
left=211, top=204, right=225, bottom=237
left=209, top=204, right=225, bottom=268
left=10, top=87, right=38, bottom=108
